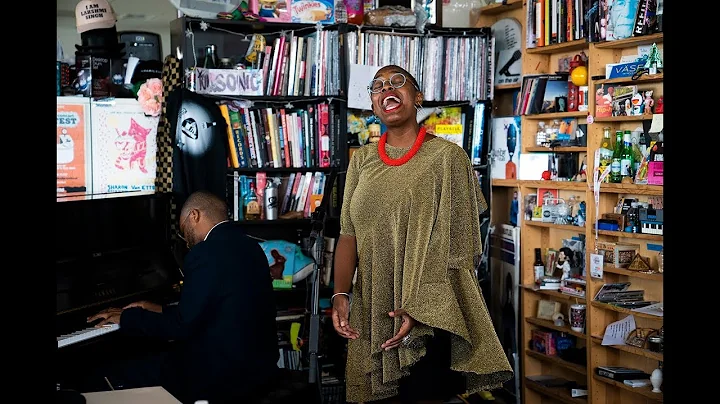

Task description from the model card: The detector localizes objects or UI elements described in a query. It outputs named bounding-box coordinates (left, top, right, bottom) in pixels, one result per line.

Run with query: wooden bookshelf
left=593, top=375, right=664, bottom=402
left=594, top=73, right=664, bottom=86
left=526, top=39, right=589, bottom=54
left=526, top=146, right=587, bottom=153
left=525, top=377, right=588, bottom=404
left=526, top=350, right=587, bottom=375
left=525, top=221, right=586, bottom=232
left=524, top=111, right=588, bottom=120
left=479, top=0, right=524, bottom=15
left=593, top=115, right=654, bottom=122
left=593, top=33, right=664, bottom=49
left=492, top=179, right=519, bottom=187
left=590, top=301, right=663, bottom=322
left=521, top=284, right=586, bottom=303
left=526, top=317, right=586, bottom=339
left=591, top=182, right=664, bottom=196
left=601, top=266, right=663, bottom=281
left=496, top=83, right=522, bottom=91
left=510, top=1, right=665, bottom=402
left=590, top=335, right=663, bottom=361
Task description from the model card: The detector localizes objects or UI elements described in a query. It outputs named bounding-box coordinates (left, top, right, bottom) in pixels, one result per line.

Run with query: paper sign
left=196, top=68, right=264, bottom=96
left=602, top=315, right=636, bottom=346
left=590, top=253, right=604, bottom=279
left=347, top=64, right=381, bottom=110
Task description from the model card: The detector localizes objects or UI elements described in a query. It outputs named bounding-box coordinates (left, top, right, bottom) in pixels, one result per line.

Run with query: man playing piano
left=85, top=191, right=279, bottom=403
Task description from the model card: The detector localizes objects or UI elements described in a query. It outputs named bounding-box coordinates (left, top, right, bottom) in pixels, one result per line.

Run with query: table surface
left=82, top=386, right=181, bottom=404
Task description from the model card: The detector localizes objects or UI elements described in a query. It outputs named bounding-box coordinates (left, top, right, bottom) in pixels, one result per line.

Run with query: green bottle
left=609, top=131, right=623, bottom=183
left=619, top=130, right=634, bottom=178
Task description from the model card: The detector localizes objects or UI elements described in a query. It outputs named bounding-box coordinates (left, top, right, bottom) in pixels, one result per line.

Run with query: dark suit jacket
left=120, top=221, right=279, bottom=403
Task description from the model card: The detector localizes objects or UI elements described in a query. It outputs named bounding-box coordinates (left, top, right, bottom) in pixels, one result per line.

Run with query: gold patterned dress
left=340, top=138, right=513, bottom=403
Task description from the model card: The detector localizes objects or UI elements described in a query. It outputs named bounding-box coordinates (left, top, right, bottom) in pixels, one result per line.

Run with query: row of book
left=514, top=74, right=569, bottom=116
left=259, top=29, right=342, bottom=97
left=526, top=0, right=590, bottom=48
left=219, top=101, right=343, bottom=169
left=346, top=31, right=493, bottom=102
left=232, top=172, right=327, bottom=221
left=526, top=0, right=663, bottom=48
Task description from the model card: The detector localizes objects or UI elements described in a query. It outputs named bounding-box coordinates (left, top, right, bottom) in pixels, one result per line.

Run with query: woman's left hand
left=381, top=308, right=417, bottom=350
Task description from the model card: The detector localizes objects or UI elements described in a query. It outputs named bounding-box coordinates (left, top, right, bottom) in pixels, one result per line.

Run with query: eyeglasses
left=367, top=72, right=418, bottom=94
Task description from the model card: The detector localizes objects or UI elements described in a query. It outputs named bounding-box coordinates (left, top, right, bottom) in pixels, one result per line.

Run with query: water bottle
left=264, top=180, right=279, bottom=220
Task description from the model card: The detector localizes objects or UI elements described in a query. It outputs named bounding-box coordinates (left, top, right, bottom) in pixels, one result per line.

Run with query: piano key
left=57, top=324, right=120, bottom=348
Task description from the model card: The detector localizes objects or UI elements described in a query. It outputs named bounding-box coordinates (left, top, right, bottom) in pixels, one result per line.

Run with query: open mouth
left=381, top=95, right=402, bottom=112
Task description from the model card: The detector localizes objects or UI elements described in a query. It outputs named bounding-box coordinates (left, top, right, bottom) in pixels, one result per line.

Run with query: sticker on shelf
left=587, top=114, right=594, bottom=124
left=590, top=253, right=604, bottom=279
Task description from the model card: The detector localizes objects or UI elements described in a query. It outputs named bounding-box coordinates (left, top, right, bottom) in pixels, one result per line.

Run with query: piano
left=56, top=192, right=183, bottom=388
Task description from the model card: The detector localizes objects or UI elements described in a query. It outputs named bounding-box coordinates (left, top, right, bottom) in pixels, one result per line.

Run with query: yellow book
left=218, top=104, right=240, bottom=168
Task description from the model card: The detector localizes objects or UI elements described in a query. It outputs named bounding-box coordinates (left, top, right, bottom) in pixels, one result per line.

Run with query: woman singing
left=332, top=65, right=513, bottom=403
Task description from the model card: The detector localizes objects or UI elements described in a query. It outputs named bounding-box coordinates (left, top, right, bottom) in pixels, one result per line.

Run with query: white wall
left=57, top=16, right=171, bottom=62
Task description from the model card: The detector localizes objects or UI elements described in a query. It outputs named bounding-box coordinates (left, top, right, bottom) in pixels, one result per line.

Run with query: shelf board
left=525, top=378, right=587, bottom=404
left=525, top=350, right=587, bottom=375
left=228, top=167, right=336, bottom=174
left=516, top=180, right=589, bottom=190
left=526, top=317, right=586, bottom=339
left=590, top=335, right=663, bottom=361
left=525, top=111, right=588, bottom=120
left=595, top=229, right=663, bottom=241
left=602, top=266, right=663, bottom=281
left=234, top=219, right=311, bottom=226
left=590, top=301, right=664, bottom=321
left=526, top=221, right=586, bottom=232
left=593, top=114, right=653, bottom=122
left=594, top=33, right=664, bottom=49
left=202, top=94, right=346, bottom=103
left=521, top=284, right=587, bottom=303
left=594, top=73, right=664, bottom=86
left=492, top=179, right=519, bottom=187
left=479, top=0, right=524, bottom=15
left=593, top=375, right=663, bottom=401
left=495, top=83, right=522, bottom=91
left=591, top=182, right=663, bottom=195
left=526, top=146, right=587, bottom=153
left=527, top=39, right=590, bottom=54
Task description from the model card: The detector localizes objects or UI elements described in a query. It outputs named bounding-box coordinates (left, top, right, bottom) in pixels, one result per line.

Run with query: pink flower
left=141, top=99, right=162, bottom=117
left=138, top=78, right=164, bottom=117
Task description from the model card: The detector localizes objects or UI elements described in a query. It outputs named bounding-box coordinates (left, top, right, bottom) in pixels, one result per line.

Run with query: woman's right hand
left=332, top=295, right=359, bottom=339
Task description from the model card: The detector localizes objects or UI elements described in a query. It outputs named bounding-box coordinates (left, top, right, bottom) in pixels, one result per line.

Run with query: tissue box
left=647, top=161, right=663, bottom=185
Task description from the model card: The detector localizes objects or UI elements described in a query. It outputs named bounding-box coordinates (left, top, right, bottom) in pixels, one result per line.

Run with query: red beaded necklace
left=378, top=127, right=427, bottom=166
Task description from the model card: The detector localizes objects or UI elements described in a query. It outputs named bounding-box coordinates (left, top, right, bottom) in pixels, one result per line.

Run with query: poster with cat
left=91, top=99, right=159, bottom=195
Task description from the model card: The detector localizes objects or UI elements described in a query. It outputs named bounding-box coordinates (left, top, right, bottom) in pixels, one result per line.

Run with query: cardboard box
left=74, top=55, right=123, bottom=99
left=291, top=0, right=335, bottom=24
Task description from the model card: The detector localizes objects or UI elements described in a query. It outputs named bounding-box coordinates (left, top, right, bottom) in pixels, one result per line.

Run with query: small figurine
left=510, top=191, right=519, bottom=226
left=557, top=247, right=574, bottom=280
left=643, top=43, right=663, bottom=75
left=655, top=96, right=663, bottom=113
left=644, top=90, right=655, bottom=115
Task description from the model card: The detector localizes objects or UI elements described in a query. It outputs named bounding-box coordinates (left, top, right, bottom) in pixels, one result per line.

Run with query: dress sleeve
left=339, top=149, right=362, bottom=237
left=448, top=151, right=487, bottom=271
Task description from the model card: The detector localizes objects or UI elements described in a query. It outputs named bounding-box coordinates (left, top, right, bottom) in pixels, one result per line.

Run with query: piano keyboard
left=57, top=324, right=120, bottom=348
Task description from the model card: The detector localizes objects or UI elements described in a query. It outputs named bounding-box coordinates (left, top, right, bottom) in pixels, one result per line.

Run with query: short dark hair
left=181, top=191, right=228, bottom=223
left=375, top=65, right=420, bottom=92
